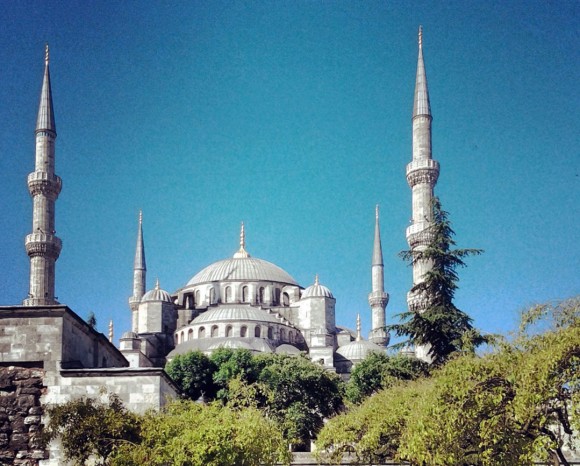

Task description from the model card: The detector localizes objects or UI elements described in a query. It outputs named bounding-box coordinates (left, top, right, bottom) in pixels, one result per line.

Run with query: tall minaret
left=23, top=45, right=62, bottom=306
left=406, top=27, right=440, bottom=359
left=128, top=211, right=146, bottom=331
left=368, top=205, right=389, bottom=346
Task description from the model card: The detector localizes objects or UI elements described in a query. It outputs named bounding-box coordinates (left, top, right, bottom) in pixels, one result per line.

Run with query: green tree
left=345, top=352, right=429, bottom=404
left=43, top=392, right=141, bottom=466
left=113, top=400, right=291, bottom=466
left=210, top=348, right=260, bottom=400
left=388, top=197, right=486, bottom=365
left=165, top=351, right=217, bottom=400
left=317, top=298, right=580, bottom=466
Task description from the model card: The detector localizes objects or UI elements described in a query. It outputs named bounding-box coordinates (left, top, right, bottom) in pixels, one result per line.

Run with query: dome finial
left=418, top=25, right=423, bottom=48
left=155, top=277, right=160, bottom=290
left=356, top=313, right=362, bottom=341
left=45, top=43, right=49, bottom=65
left=314, top=274, right=319, bottom=285
left=108, top=319, right=114, bottom=342
left=233, top=221, right=250, bottom=258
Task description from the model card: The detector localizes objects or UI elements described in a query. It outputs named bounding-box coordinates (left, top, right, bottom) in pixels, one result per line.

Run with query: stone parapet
left=406, top=159, right=439, bottom=188
left=27, top=172, right=61, bottom=199
left=24, top=234, right=62, bottom=259
left=368, top=291, right=389, bottom=308
left=405, top=221, right=434, bottom=249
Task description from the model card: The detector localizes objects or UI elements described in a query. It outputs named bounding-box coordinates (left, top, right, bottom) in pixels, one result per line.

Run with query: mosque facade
left=0, top=28, right=437, bottom=464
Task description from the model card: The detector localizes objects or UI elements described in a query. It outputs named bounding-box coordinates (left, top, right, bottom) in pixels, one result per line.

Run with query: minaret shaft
left=406, top=27, right=439, bottom=360
left=368, top=206, right=389, bottom=346
left=23, top=45, right=62, bottom=307
left=129, top=211, right=146, bottom=332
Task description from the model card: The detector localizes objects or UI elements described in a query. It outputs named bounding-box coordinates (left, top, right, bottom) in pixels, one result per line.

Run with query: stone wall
left=0, top=366, right=46, bottom=466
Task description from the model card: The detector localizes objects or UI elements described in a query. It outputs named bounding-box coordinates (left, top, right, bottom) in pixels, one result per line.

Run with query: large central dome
left=186, top=256, right=298, bottom=286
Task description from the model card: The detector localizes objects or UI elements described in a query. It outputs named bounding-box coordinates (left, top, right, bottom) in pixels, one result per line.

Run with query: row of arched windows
left=175, top=325, right=297, bottom=345
left=183, top=286, right=292, bottom=309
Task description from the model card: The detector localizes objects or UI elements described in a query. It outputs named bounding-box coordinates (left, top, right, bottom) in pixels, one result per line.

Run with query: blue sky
left=1, top=1, right=578, bottom=343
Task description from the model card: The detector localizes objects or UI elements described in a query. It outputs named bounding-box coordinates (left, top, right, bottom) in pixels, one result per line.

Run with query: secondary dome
left=141, top=279, right=172, bottom=303
left=336, top=339, right=383, bottom=361
left=191, top=306, right=284, bottom=325
left=302, top=274, right=333, bottom=298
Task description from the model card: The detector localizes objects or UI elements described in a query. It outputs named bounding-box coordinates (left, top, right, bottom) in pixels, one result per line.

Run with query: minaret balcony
left=25, top=233, right=62, bottom=258
left=368, top=291, right=389, bottom=308
left=407, top=289, right=429, bottom=313
left=406, top=221, right=434, bottom=249
left=406, top=159, right=439, bottom=188
left=27, top=171, right=62, bottom=198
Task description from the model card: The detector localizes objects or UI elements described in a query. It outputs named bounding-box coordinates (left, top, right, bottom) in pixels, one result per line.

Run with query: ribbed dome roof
left=207, top=339, right=253, bottom=351
left=275, top=344, right=301, bottom=355
left=141, top=279, right=172, bottom=303
left=192, top=306, right=283, bottom=325
left=186, top=257, right=298, bottom=286
left=302, top=275, right=333, bottom=298
left=336, top=339, right=383, bottom=361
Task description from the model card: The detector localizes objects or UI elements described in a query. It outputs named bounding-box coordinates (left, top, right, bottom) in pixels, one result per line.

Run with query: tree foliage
left=43, top=392, right=141, bottom=466
left=345, top=352, right=429, bottom=404
left=165, top=350, right=217, bottom=401
left=317, top=298, right=580, bottom=466
left=388, top=197, right=487, bottom=365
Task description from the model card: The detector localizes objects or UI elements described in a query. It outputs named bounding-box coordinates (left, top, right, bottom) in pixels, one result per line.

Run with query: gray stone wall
left=0, top=366, right=46, bottom=466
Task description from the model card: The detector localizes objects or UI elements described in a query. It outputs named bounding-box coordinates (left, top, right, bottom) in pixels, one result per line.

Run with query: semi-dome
left=191, top=306, right=283, bottom=325
left=336, top=339, right=383, bottom=361
left=187, top=257, right=298, bottom=286
left=141, top=279, right=172, bottom=303
left=302, top=275, right=333, bottom=298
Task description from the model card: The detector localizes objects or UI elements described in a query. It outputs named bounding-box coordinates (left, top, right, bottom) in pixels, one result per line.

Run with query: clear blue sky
left=1, top=1, right=578, bottom=343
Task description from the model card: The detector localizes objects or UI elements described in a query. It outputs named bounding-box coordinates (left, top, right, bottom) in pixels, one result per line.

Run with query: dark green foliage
left=42, top=392, right=141, bottom=466
left=388, top=197, right=487, bottom=365
left=165, top=351, right=217, bottom=400
left=209, top=348, right=260, bottom=400
left=346, top=352, right=429, bottom=404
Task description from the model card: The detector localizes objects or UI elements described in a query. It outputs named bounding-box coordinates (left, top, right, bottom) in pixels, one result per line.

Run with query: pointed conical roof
left=413, top=26, right=431, bottom=118
left=36, top=44, right=56, bottom=135
left=134, top=210, right=146, bottom=271
left=372, top=205, right=384, bottom=266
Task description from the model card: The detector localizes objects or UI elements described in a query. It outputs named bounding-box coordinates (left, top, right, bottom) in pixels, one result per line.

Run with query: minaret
left=129, top=210, right=146, bottom=332
left=406, top=27, right=440, bottom=359
left=23, top=45, right=62, bottom=306
left=368, top=205, right=389, bottom=346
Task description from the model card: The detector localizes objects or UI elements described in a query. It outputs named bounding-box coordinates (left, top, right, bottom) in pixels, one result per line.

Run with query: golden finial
left=314, top=274, right=319, bottom=286
left=418, top=26, right=423, bottom=48
left=108, top=319, right=114, bottom=343
left=356, top=314, right=362, bottom=341
left=45, top=43, right=49, bottom=65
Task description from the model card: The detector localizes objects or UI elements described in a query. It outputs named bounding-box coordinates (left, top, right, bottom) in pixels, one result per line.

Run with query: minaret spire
left=406, top=27, right=440, bottom=361
left=23, top=45, right=62, bottom=306
left=356, top=314, right=362, bottom=342
left=368, top=205, right=389, bottom=346
left=129, top=210, right=146, bottom=331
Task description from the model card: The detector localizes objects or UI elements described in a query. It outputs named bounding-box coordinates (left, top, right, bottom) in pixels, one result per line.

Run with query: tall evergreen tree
left=388, top=197, right=487, bottom=365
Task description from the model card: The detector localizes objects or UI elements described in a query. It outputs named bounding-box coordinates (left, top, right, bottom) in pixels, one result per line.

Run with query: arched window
left=195, top=290, right=201, bottom=307
left=242, top=286, right=249, bottom=303
left=209, top=288, right=216, bottom=304
left=288, top=331, right=294, bottom=343
left=280, top=328, right=286, bottom=341
left=199, top=327, right=205, bottom=338
left=240, top=326, right=247, bottom=338
left=283, top=292, right=290, bottom=306
left=267, top=327, right=273, bottom=339
left=175, top=334, right=179, bottom=345
left=226, top=325, right=233, bottom=337
left=181, top=331, right=185, bottom=342
left=225, top=286, right=232, bottom=303
left=274, top=288, right=281, bottom=305
left=258, top=287, right=265, bottom=303
left=254, top=326, right=261, bottom=338
left=188, top=329, right=193, bottom=341
left=211, top=325, right=219, bottom=338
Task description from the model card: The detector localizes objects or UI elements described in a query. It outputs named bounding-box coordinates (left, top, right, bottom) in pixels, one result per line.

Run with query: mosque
left=0, top=25, right=439, bottom=465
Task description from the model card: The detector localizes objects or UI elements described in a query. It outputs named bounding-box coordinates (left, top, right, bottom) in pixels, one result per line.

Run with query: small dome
left=275, top=344, right=301, bottom=355
left=207, top=339, right=253, bottom=351
left=120, top=331, right=139, bottom=339
left=141, top=279, right=172, bottom=303
left=336, top=339, right=383, bottom=362
left=302, top=275, right=333, bottom=298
